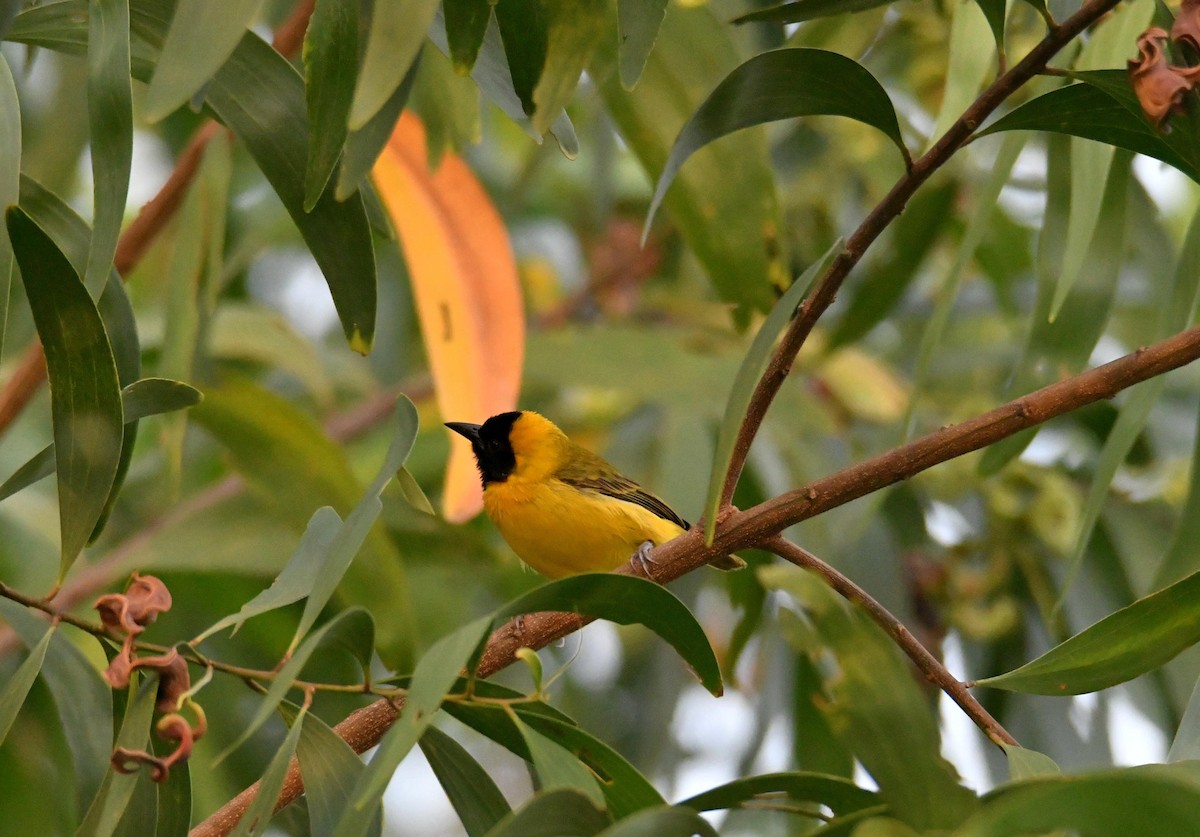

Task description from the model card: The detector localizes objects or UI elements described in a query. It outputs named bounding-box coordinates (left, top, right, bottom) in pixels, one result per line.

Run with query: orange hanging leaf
left=372, top=112, right=524, bottom=522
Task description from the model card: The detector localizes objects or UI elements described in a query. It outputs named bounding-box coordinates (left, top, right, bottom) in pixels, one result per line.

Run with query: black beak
left=445, top=422, right=482, bottom=444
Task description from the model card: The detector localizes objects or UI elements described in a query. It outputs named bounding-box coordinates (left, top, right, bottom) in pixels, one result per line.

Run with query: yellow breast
left=483, top=478, right=686, bottom=579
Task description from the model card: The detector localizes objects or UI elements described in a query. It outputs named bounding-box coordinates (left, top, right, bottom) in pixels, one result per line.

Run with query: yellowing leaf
left=373, top=112, right=524, bottom=521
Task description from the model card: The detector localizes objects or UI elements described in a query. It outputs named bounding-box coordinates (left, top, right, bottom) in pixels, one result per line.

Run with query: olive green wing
left=555, top=444, right=690, bottom=529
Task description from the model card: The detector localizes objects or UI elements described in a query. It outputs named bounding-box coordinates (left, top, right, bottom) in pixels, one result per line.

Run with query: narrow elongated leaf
left=763, top=566, right=977, bottom=830
left=77, top=676, right=157, bottom=837
left=420, top=725, right=512, bottom=836
left=303, top=0, right=358, bottom=210
left=207, top=304, right=333, bottom=405
left=733, top=0, right=898, bottom=24
left=349, top=0, right=439, bottom=129
left=202, top=30, right=377, bottom=351
left=334, top=615, right=494, bottom=837
left=702, top=241, right=841, bottom=542
left=957, top=769, right=1200, bottom=836
left=1000, top=744, right=1061, bottom=781
left=515, top=714, right=606, bottom=807
left=218, top=607, right=374, bottom=762
left=483, top=789, right=610, bottom=837
left=153, top=743, right=190, bottom=837
left=444, top=0, right=490, bottom=72
left=0, top=621, right=54, bottom=745
left=495, top=0, right=547, bottom=116
left=373, top=112, right=523, bottom=522
left=596, top=807, right=718, bottom=837
left=7, top=207, right=123, bottom=577
left=978, top=73, right=1200, bottom=183
left=974, top=0, right=1006, bottom=51
left=977, top=569, right=1200, bottom=695
left=230, top=700, right=308, bottom=837
left=594, top=4, right=783, bottom=318
left=444, top=700, right=665, bottom=819
left=0, top=598, right=112, bottom=812
left=646, top=48, right=907, bottom=233
left=0, top=53, right=18, bottom=360
left=298, top=710, right=378, bottom=837
left=290, top=398, right=418, bottom=653
left=0, top=378, right=200, bottom=503
left=193, top=506, right=342, bottom=644
left=530, top=0, right=604, bottom=135
left=191, top=382, right=414, bottom=667
left=85, top=0, right=132, bottom=296
left=1170, top=676, right=1200, bottom=761
left=927, top=0, right=995, bottom=146
left=678, top=772, right=879, bottom=815
left=617, top=0, right=666, bottom=89
left=143, top=0, right=265, bottom=122
left=335, top=49, right=420, bottom=201
left=496, top=574, right=722, bottom=696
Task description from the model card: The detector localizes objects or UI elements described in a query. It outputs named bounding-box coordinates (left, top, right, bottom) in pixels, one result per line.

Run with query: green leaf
left=678, top=771, right=880, bottom=815
left=207, top=304, right=334, bottom=406
left=1000, top=744, right=1061, bottom=781
left=978, top=73, right=1200, bottom=183
left=514, top=714, right=606, bottom=807
left=616, top=0, right=666, bottom=89
left=303, top=0, right=358, bottom=211
left=289, top=397, right=419, bottom=653
left=201, top=28, right=377, bottom=352
left=0, top=377, right=200, bottom=504
left=494, top=0, right=547, bottom=117
left=7, top=207, right=123, bottom=578
left=190, top=382, right=414, bottom=667
left=0, top=620, right=54, bottom=745
left=419, top=724, right=512, bottom=836
left=298, top=710, right=379, bottom=837
left=143, top=0, right=266, bottom=122
left=976, top=568, right=1200, bottom=695
left=645, top=48, right=907, bottom=234
left=218, top=607, right=374, bottom=763
left=153, top=742, right=191, bottom=837
left=595, top=807, right=718, bottom=837
left=334, top=615, right=495, bottom=837
left=0, top=53, right=19, bottom=360
left=192, top=506, right=343, bottom=644
left=348, top=0, right=439, bottom=129
left=483, top=789, right=610, bottom=837
left=974, top=0, right=1006, bottom=52
left=112, top=762, right=157, bottom=837
left=956, top=768, right=1200, bottom=836
left=0, top=598, right=113, bottom=813
left=733, top=0, right=899, bottom=24
left=762, top=565, right=977, bottom=830
left=444, top=0, right=490, bottom=72
left=77, top=676, right=157, bottom=837
left=84, top=0, right=132, bottom=296
left=444, top=699, right=665, bottom=819
left=927, top=0, right=996, bottom=147
left=702, top=241, right=841, bottom=542
left=530, top=0, right=604, bottom=135
left=229, top=699, right=308, bottom=837
left=594, top=3, right=783, bottom=317
left=395, top=466, right=435, bottom=515
left=496, top=574, right=722, bottom=696
left=334, top=47, right=420, bottom=201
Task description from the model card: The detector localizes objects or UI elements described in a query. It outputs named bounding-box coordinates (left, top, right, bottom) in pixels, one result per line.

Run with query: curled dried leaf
left=111, top=746, right=170, bottom=783
left=108, top=710, right=199, bottom=784
left=94, top=573, right=173, bottom=636
left=1128, top=28, right=1193, bottom=130
left=152, top=651, right=191, bottom=713
left=102, top=635, right=136, bottom=689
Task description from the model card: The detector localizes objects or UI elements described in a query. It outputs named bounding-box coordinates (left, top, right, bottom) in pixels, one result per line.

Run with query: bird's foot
left=632, top=541, right=658, bottom=577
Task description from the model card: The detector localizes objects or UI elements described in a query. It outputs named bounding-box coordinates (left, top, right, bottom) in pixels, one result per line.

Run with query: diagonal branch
left=718, top=0, right=1123, bottom=507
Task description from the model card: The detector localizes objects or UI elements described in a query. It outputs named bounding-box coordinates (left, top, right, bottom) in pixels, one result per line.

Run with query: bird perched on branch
left=446, top=411, right=745, bottom=579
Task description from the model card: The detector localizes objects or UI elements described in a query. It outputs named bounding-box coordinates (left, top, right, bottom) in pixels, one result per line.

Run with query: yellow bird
left=446, top=411, right=744, bottom=579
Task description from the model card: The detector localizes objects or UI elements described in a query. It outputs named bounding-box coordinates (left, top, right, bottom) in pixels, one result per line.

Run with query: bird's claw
left=632, top=541, right=658, bottom=577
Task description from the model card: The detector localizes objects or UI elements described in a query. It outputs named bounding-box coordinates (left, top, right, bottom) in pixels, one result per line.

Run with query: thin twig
left=762, top=536, right=1017, bottom=748
left=717, top=0, right=1121, bottom=508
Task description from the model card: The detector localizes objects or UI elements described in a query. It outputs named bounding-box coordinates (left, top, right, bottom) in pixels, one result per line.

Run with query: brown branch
left=193, top=321, right=1200, bottom=836
left=717, top=0, right=1122, bottom=507
left=761, top=536, right=1017, bottom=748
left=0, top=0, right=317, bottom=442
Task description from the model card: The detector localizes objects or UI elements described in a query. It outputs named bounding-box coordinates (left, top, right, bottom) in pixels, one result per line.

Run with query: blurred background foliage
left=6, top=0, right=1200, bottom=833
